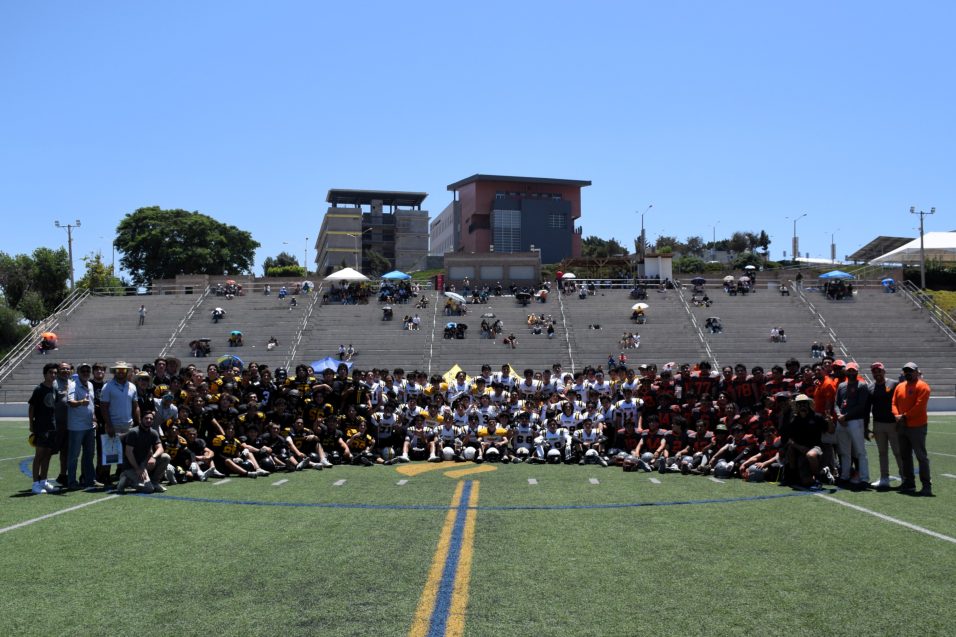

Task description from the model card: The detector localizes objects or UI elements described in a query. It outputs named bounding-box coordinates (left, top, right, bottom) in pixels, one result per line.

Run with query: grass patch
left=1, top=417, right=955, bottom=635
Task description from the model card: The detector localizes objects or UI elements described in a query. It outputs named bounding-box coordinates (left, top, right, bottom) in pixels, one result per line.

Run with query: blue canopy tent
left=310, top=357, right=353, bottom=372
left=381, top=270, right=412, bottom=280
left=818, top=270, right=855, bottom=280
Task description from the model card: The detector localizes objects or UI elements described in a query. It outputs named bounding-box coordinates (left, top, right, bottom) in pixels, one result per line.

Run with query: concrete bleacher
left=807, top=287, right=956, bottom=393
left=175, top=291, right=306, bottom=370
left=4, top=279, right=954, bottom=404
left=296, top=298, right=433, bottom=373
left=561, top=286, right=704, bottom=369
left=1, top=294, right=200, bottom=401
left=428, top=293, right=572, bottom=377
left=692, top=284, right=829, bottom=370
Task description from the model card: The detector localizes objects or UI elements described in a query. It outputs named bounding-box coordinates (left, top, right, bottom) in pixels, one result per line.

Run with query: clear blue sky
left=2, top=1, right=953, bottom=279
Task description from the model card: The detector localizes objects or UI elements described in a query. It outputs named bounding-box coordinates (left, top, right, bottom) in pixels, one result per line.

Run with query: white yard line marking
left=942, top=473, right=956, bottom=479
left=815, top=493, right=956, bottom=544
left=333, top=479, right=346, bottom=487
left=929, top=451, right=956, bottom=459
left=0, top=455, right=32, bottom=463
left=213, top=479, right=231, bottom=486
left=650, top=477, right=661, bottom=484
left=272, top=479, right=288, bottom=486
left=708, top=477, right=724, bottom=484
left=589, top=478, right=600, bottom=485
left=528, top=478, right=538, bottom=485
left=397, top=479, right=408, bottom=486
left=0, top=495, right=118, bottom=535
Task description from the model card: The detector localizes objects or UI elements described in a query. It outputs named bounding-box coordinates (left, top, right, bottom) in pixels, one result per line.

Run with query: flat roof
left=327, top=189, right=428, bottom=207
left=846, top=236, right=912, bottom=262
left=446, top=174, right=592, bottom=191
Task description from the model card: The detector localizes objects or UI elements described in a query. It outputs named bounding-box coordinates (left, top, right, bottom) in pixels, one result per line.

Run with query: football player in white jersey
left=573, top=417, right=608, bottom=466
left=494, top=364, right=516, bottom=391
left=516, top=368, right=541, bottom=399
left=615, top=387, right=643, bottom=430
left=534, top=418, right=571, bottom=463
left=510, top=412, right=538, bottom=462
left=402, top=414, right=432, bottom=462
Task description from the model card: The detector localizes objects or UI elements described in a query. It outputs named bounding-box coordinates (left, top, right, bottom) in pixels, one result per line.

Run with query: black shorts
left=35, top=428, right=60, bottom=452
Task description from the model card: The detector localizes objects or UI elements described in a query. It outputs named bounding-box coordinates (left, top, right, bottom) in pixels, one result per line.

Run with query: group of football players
left=60, top=352, right=864, bottom=491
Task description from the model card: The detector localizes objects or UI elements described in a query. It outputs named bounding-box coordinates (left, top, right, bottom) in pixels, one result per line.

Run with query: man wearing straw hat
left=99, top=362, right=140, bottom=483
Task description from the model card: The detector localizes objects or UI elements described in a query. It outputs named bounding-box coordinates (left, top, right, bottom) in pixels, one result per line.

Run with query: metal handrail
left=675, top=285, right=718, bottom=368
left=556, top=287, right=576, bottom=374
left=285, top=285, right=323, bottom=369
left=159, top=286, right=211, bottom=358
left=898, top=281, right=956, bottom=346
left=0, top=287, right=90, bottom=387
left=790, top=281, right=854, bottom=362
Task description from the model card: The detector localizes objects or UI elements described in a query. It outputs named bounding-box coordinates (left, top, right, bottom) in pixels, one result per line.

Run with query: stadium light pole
left=830, top=229, right=839, bottom=264
left=711, top=221, right=720, bottom=261
left=54, top=219, right=81, bottom=289
left=910, top=206, right=935, bottom=289
left=346, top=228, right=373, bottom=270
left=304, top=237, right=309, bottom=276
left=787, top=213, right=807, bottom=264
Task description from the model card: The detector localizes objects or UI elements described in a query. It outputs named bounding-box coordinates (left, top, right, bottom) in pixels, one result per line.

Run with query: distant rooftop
left=327, top=189, right=428, bottom=207
left=446, top=174, right=592, bottom=191
left=846, top=236, right=912, bottom=262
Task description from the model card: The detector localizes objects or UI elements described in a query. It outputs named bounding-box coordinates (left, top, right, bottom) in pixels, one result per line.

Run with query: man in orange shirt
left=813, top=360, right=841, bottom=483
left=892, top=362, right=933, bottom=496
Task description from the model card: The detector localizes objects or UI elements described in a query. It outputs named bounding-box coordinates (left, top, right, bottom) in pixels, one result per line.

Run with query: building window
left=548, top=212, right=567, bottom=229
left=492, top=209, right=521, bottom=253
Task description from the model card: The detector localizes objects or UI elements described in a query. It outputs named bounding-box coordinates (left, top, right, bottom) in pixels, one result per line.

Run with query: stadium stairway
left=560, top=286, right=704, bottom=370
left=690, top=284, right=830, bottom=371
left=295, top=296, right=432, bottom=374
left=176, top=291, right=307, bottom=370
left=428, top=292, right=573, bottom=378
left=802, top=286, right=956, bottom=394
left=0, top=294, right=200, bottom=402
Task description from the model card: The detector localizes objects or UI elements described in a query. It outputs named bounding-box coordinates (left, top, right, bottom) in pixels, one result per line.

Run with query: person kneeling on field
left=116, top=412, right=171, bottom=494
left=779, top=394, right=832, bottom=489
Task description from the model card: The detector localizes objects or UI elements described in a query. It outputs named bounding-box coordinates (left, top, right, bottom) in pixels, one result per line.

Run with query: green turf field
left=2, top=417, right=955, bottom=636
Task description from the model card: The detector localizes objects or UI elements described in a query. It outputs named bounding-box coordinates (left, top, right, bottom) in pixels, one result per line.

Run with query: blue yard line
left=427, top=480, right=472, bottom=637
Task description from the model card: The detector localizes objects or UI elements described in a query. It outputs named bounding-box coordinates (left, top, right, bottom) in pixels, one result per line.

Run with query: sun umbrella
left=723, top=275, right=735, bottom=283
left=738, top=276, right=750, bottom=282
left=446, top=322, right=458, bottom=329
left=690, top=277, right=706, bottom=285
left=41, top=332, right=57, bottom=340
left=881, top=278, right=894, bottom=285
left=311, top=357, right=352, bottom=372
left=515, top=291, right=531, bottom=300
left=230, top=330, right=242, bottom=336
left=302, top=280, right=314, bottom=288
left=381, top=270, right=412, bottom=280
left=444, top=291, right=466, bottom=304
left=632, top=303, right=649, bottom=311
left=818, top=270, right=855, bottom=280
left=217, top=354, right=243, bottom=368
left=707, top=316, right=720, bottom=322
left=744, top=265, right=757, bottom=270
left=481, top=312, right=496, bottom=318
left=225, top=279, right=237, bottom=285
left=562, top=273, right=576, bottom=279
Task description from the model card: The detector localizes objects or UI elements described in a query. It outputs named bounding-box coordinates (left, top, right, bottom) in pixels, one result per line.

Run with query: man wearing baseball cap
left=892, top=362, right=933, bottom=496
left=868, top=362, right=902, bottom=490
left=834, top=362, right=871, bottom=488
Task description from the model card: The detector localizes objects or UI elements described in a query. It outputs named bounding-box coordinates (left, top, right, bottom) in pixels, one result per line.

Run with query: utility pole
left=910, top=206, right=936, bottom=289
left=304, top=237, right=309, bottom=276
left=54, top=219, right=81, bottom=289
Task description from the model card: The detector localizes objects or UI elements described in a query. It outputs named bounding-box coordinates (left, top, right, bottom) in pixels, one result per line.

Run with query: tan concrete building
left=314, top=189, right=429, bottom=276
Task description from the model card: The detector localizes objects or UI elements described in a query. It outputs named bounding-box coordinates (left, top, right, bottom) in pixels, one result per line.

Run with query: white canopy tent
left=324, top=267, right=369, bottom=282
left=869, top=232, right=956, bottom=265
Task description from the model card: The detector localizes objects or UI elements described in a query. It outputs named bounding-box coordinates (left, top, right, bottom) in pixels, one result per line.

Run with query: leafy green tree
left=654, top=235, right=684, bottom=253
left=262, top=251, right=299, bottom=276
left=365, top=249, right=392, bottom=277
left=0, top=300, right=29, bottom=353
left=77, top=252, right=125, bottom=292
left=732, top=251, right=764, bottom=269
left=265, top=265, right=306, bottom=277
left=115, top=207, right=260, bottom=285
left=583, top=236, right=627, bottom=258
left=684, top=236, right=705, bottom=257
left=17, top=290, right=46, bottom=323
left=673, top=255, right=705, bottom=273
left=0, top=248, right=69, bottom=315
left=728, top=232, right=750, bottom=254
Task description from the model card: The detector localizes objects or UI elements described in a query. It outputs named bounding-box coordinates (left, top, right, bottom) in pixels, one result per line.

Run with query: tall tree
left=365, top=249, right=392, bottom=276
left=728, top=231, right=750, bottom=254
left=654, top=235, right=684, bottom=253
left=77, top=252, right=125, bottom=292
left=684, top=236, right=705, bottom=257
left=0, top=247, right=69, bottom=315
left=583, top=236, right=627, bottom=258
left=115, top=207, right=260, bottom=285
left=261, top=251, right=299, bottom=276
